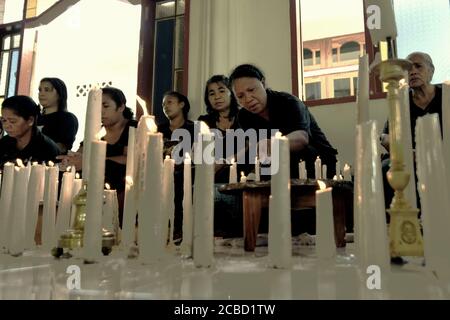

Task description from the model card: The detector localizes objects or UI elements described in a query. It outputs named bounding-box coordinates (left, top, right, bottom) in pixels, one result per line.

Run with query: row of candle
left=228, top=156, right=352, bottom=184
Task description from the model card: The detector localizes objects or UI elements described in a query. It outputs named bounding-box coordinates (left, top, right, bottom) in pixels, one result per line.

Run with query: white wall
left=188, top=0, right=292, bottom=119
left=309, top=98, right=389, bottom=167
left=29, top=0, right=141, bottom=150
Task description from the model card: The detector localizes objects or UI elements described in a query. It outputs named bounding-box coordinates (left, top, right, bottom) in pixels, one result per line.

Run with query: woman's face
left=101, top=93, right=124, bottom=127
left=162, top=95, right=184, bottom=120
left=232, top=77, right=267, bottom=116
left=408, top=54, right=434, bottom=88
left=38, top=81, right=59, bottom=109
left=1, top=108, right=34, bottom=139
left=207, top=81, right=232, bottom=113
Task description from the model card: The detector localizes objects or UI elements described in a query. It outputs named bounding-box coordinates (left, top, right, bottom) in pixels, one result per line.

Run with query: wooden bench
left=218, top=179, right=353, bottom=252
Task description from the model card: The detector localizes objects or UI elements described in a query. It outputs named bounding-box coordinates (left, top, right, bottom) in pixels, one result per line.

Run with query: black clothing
left=383, top=84, right=443, bottom=149
left=382, top=84, right=443, bottom=212
left=198, top=113, right=247, bottom=183
left=0, top=128, right=61, bottom=168
left=103, top=120, right=138, bottom=192
left=37, top=111, right=78, bottom=153
left=157, top=120, right=195, bottom=238
left=238, top=89, right=338, bottom=178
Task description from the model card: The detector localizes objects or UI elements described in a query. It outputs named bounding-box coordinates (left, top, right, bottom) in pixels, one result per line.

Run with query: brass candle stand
left=374, top=59, right=424, bottom=258
left=52, top=181, right=115, bottom=258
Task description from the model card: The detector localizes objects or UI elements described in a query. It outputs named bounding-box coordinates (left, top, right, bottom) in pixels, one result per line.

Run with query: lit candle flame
left=199, top=121, right=210, bottom=134
left=66, top=166, right=72, bottom=172
left=105, top=183, right=111, bottom=190
left=318, top=180, right=327, bottom=190
left=126, top=176, right=133, bottom=185
left=75, top=173, right=81, bottom=179
left=16, top=159, right=25, bottom=168
left=48, top=161, right=55, bottom=167
left=275, top=131, right=283, bottom=139
left=96, top=127, right=107, bottom=140
left=185, top=153, right=191, bottom=161
left=136, top=95, right=148, bottom=116
left=32, top=162, right=38, bottom=166
left=144, top=116, right=158, bottom=133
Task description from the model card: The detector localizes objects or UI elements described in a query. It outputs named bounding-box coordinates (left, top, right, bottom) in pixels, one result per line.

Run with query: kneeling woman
left=0, top=96, right=60, bottom=167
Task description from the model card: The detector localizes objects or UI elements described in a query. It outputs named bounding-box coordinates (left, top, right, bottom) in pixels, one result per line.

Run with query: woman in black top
left=198, top=75, right=243, bottom=183
left=58, top=87, right=136, bottom=225
left=0, top=96, right=60, bottom=168
left=37, top=77, right=78, bottom=154
left=198, top=75, right=244, bottom=237
left=157, top=91, right=195, bottom=239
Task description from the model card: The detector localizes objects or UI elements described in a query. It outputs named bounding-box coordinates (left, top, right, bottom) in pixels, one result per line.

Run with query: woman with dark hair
left=57, top=87, right=137, bottom=225
left=158, top=91, right=194, bottom=143
left=199, top=75, right=240, bottom=131
left=198, top=75, right=245, bottom=237
left=37, top=77, right=79, bottom=154
left=0, top=95, right=60, bottom=167
left=157, top=91, right=195, bottom=240
left=229, top=63, right=338, bottom=179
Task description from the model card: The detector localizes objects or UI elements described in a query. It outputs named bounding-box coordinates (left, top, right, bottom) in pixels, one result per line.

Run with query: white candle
left=416, top=114, right=450, bottom=272
left=255, top=156, right=260, bottom=182
left=193, top=122, right=215, bottom=267
left=240, top=171, right=247, bottom=183
left=139, top=121, right=164, bottom=264
left=9, top=166, right=29, bottom=255
left=0, top=163, right=15, bottom=250
left=25, top=163, right=45, bottom=249
left=102, top=184, right=116, bottom=232
left=83, top=129, right=107, bottom=261
left=357, top=54, right=370, bottom=124
left=70, top=174, right=83, bottom=227
left=357, top=121, right=390, bottom=271
left=121, top=176, right=136, bottom=248
left=162, top=156, right=175, bottom=246
left=268, top=132, right=292, bottom=269
left=181, top=153, right=193, bottom=256
left=122, top=126, right=137, bottom=248
left=335, top=160, right=341, bottom=179
left=55, top=168, right=74, bottom=243
left=298, top=160, right=307, bottom=179
left=41, top=162, right=58, bottom=250
left=343, top=164, right=352, bottom=181
left=315, top=157, right=322, bottom=180
left=82, top=87, right=102, bottom=182
left=229, top=158, right=237, bottom=184
left=322, top=165, right=327, bottom=180
left=442, top=81, right=450, bottom=182
left=135, top=116, right=156, bottom=200
left=316, top=180, right=335, bottom=260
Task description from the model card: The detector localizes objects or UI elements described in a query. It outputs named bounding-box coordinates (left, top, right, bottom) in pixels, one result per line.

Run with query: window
left=153, top=0, right=186, bottom=125
left=296, top=0, right=367, bottom=102
left=0, top=33, right=21, bottom=104
left=332, top=48, right=338, bottom=63
left=305, top=82, right=321, bottom=100
left=315, top=50, right=321, bottom=65
left=333, top=78, right=350, bottom=98
left=303, top=48, right=313, bottom=66
left=340, top=41, right=360, bottom=61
